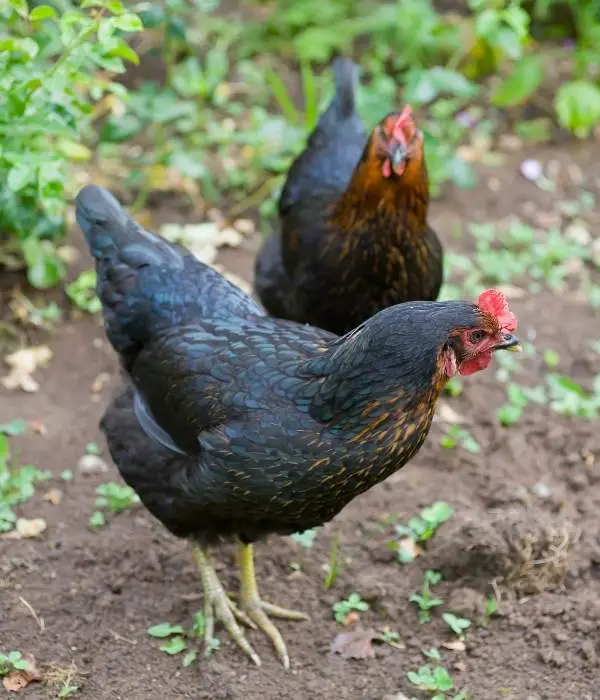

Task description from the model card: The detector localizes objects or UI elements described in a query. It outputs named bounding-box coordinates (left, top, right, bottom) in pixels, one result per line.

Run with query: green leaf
left=88, top=511, right=105, bottom=529
left=555, top=81, right=600, bottom=138
left=492, top=56, right=543, bottom=107
left=112, top=13, right=144, bottom=32
left=0, top=419, right=28, bottom=436
left=21, top=238, right=66, bottom=289
left=110, top=38, right=140, bottom=64
left=147, top=623, right=185, bottom=638
left=160, top=636, right=187, bottom=655
left=30, top=5, right=57, bottom=20
left=182, top=650, right=197, bottom=667
left=7, top=163, right=35, bottom=192
left=56, top=139, right=93, bottom=162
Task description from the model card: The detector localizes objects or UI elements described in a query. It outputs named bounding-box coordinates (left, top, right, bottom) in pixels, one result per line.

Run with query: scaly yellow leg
left=191, top=545, right=261, bottom=666
left=237, top=542, right=308, bottom=669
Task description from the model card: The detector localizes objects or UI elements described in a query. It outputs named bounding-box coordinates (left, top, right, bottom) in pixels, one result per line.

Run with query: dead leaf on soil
left=77, top=454, right=109, bottom=474
left=342, top=610, right=361, bottom=626
left=16, top=517, right=47, bottom=538
left=397, top=537, right=423, bottom=561
left=2, top=654, right=42, bottom=692
left=434, top=401, right=466, bottom=425
left=331, top=626, right=377, bottom=660
left=160, top=221, right=243, bottom=267
left=30, top=420, right=47, bottom=436
left=91, top=372, right=111, bottom=394
left=442, top=639, right=466, bottom=652
left=43, top=488, right=63, bottom=505
left=2, top=345, right=53, bottom=392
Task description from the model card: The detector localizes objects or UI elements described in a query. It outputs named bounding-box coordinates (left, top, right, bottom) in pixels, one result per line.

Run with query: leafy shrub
left=1, top=0, right=142, bottom=288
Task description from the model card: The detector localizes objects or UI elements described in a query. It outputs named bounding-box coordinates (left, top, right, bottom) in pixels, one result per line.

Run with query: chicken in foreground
left=255, top=57, right=443, bottom=335
left=76, top=185, right=519, bottom=668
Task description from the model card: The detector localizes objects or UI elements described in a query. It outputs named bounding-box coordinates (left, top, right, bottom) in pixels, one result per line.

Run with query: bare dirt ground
left=2, top=143, right=600, bottom=700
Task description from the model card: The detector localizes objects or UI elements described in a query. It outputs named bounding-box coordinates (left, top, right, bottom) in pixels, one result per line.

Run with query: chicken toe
left=237, top=542, right=308, bottom=669
left=192, top=545, right=261, bottom=666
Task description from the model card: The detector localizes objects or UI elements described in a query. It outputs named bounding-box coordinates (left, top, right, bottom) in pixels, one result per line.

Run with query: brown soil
left=2, top=144, right=600, bottom=700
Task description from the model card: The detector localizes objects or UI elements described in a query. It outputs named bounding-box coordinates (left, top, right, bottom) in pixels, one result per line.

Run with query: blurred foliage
left=0, top=0, right=142, bottom=287
left=2, top=0, right=600, bottom=286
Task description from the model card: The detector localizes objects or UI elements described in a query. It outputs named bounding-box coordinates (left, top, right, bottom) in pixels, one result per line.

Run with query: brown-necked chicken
left=255, top=57, right=443, bottom=335
left=77, top=185, right=519, bottom=669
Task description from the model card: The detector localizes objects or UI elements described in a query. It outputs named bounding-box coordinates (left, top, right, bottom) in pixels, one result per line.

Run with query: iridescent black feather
left=78, top=185, right=476, bottom=546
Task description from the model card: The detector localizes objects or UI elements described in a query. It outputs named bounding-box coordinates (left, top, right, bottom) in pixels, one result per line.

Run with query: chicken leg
left=236, top=542, right=308, bottom=669
left=191, top=545, right=261, bottom=666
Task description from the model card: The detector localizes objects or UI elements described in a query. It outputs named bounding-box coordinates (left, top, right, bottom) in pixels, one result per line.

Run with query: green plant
left=393, top=501, right=454, bottom=563
left=323, top=533, right=341, bottom=589
left=0, top=433, right=50, bottom=532
left=95, top=482, right=140, bottom=513
left=0, top=651, right=30, bottom=676
left=440, top=426, right=480, bottom=454
left=332, top=593, right=369, bottom=623
left=148, top=615, right=219, bottom=664
left=291, top=527, right=318, bottom=548
left=409, top=570, right=444, bottom=623
left=442, top=612, right=471, bottom=636
left=66, top=270, right=101, bottom=314
left=407, top=664, right=455, bottom=695
left=1, top=0, right=142, bottom=287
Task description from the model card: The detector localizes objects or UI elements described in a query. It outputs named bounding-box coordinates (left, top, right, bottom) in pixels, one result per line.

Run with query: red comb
left=391, top=105, right=414, bottom=145
left=477, top=289, right=517, bottom=331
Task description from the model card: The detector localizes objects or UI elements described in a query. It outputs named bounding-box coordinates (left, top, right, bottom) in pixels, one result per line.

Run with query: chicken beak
left=496, top=332, right=521, bottom=352
left=390, top=144, right=407, bottom=168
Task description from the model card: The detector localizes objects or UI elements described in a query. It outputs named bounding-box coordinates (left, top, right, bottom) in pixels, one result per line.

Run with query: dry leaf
left=342, top=610, right=361, bottom=626
left=397, top=537, right=423, bottom=561
left=434, top=401, right=466, bottom=425
left=2, top=345, right=52, bottom=392
left=43, top=489, right=63, bottom=505
left=30, top=421, right=47, bottom=436
left=159, top=222, right=243, bottom=267
left=91, top=372, right=111, bottom=394
left=16, top=518, right=47, bottom=538
left=77, top=454, right=109, bottom=474
left=331, top=626, right=377, bottom=660
left=442, top=639, right=466, bottom=652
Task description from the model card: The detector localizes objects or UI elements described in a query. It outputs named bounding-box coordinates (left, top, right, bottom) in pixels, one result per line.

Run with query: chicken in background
left=255, top=57, right=443, bottom=336
left=76, top=185, right=519, bottom=669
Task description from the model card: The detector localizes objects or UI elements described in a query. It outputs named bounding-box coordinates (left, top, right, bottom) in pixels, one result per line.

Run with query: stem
left=227, top=175, right=282, bottom=219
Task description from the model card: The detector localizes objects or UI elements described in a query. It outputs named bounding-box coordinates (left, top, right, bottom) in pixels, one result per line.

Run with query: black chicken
left=76, top=185, right=520, bottom=668
left=255, top=57, right=443, bottom=335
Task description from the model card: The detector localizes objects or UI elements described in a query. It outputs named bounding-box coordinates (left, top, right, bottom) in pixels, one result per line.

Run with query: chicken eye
left=470, top=330, right=485, bottom=344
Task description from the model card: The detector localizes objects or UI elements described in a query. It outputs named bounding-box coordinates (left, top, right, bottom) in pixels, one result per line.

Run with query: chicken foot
left=191, top=545, right=261, bottom=666
left=236, top=542, right=308, bottom=669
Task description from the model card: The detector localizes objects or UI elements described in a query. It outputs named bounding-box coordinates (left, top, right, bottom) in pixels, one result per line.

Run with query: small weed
left=58, top=686, right=81, bottom=698
left=393, top=501, right=454, bottom=563
left=480, top=595, right=500, bottom=627
left=546, top=374, right=600, bottom=419
left=423, top=647, right=442, bottom=661
left=66, top=270, right=101, bottom=314
left=323, top=533, right=341, bottom=589
left=0, top=433, right=50, bottom=532
left=440, top=426, right=480, bottom=454
left=85, top=442, right=101, bottom=456
left=291, top=528, right=318, bottom=548
left=95, top=482, right=140, bottom=514
left=407, top=663, right=453, bottom=694
left=0, top=651, right=30, bottom=676
left=442, top=612, right=471, bottom=637
left=88, top=511, right=106, bottom=530
left=333, top=593, right=369, bottom=624
left=148, top=616, right=219, bottom=664
left=444, top=377, right=463, bottom=397
left=409, top=570, right=444, bottom=623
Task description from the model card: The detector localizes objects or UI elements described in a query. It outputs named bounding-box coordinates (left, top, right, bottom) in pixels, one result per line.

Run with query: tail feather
left=76, top=185, right=182, bottom=269
left=310, top=57, right=358, bottom=143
